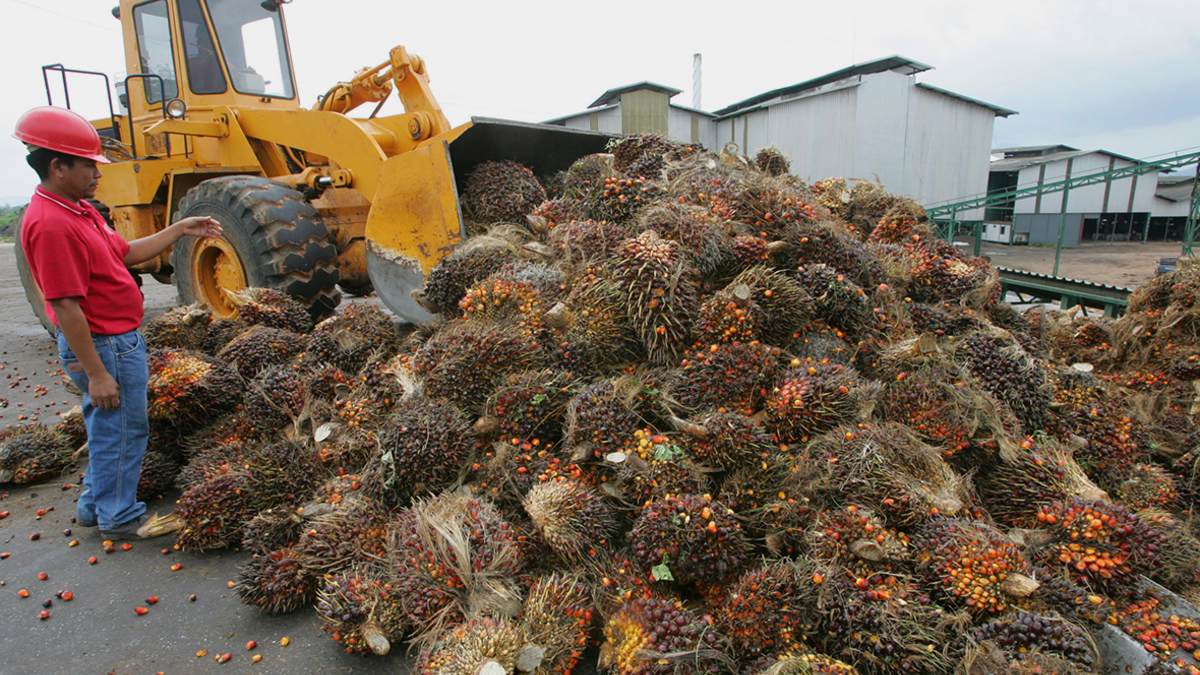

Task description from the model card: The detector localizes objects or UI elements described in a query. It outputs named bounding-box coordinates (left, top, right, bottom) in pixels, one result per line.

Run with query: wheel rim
left=192, top=237, right=246, bottom=319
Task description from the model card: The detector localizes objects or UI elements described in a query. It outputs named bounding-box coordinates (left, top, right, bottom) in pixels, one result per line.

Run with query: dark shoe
left=100, top=512, right=183, bottom=541
left=76, top=515, right=98, bottom=528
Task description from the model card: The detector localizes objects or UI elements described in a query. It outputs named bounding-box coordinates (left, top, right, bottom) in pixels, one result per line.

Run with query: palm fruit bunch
left=463, top=160, right=547, bottom=225
left=724, top=266, right=815, bottom=347
left=306, top=304, right=397, bottom=374
left=725, top=173, right=818, bottom=239
left=609, top=133, right=697, bottom=179
left=693, top=282, right=767, bottom=346
left=296, top=497, right=389, bottom=575
left=877, top=360, right=988, bottom=459
left=459, top=262, right=564, bottom=333
left=0, top=424, right=72, bottom=484
left=712, top=558, right=823, bottom=658
left=796, top=265, right=875, bottom=340
left=1137, top=509, right=1200, bottom=592
left=545, top=271, right=636, bottom=373
left=866, top=202, right=928, bottom=244
left=969, top=611, right=1098, bottom=670
left=136, top=448, right=180, bottom=501
left=242, top=440, right=319, bottom=507
left=672, top=410, right=775, bottom=470
left=754, top=146, right=791, bottom=177
left=408, top=322, right=543, bottom=412
left=743, top=652, right=860, bottom=675
left=416, top=616, right=524, bottom=674
left=240, top=507, right=306, bottom=555
left=1108, top=462, right=1179, bottom=510
left=779, top=222, right=886, bottom=290
left=235, top=545, right=314, bottom=615
left=316, top=563, right=405, bottom=655
left=53, top=407, right=87, bottom=451
left=1031, top=498, right=1168, bottom=587
left=387, top=493, right=524, bottom=644
left=953, top=331, right=1050, bottom=433
left=530, top=197, right=585, bottom=227
left=812, top=178, right=907, bottom=237
left=202, top=316, right=250, bottom=354
left=216, top=326, right=308, bottom=379
left=142, top=302, right=211, bottom=350
left=634, top=201, right=728, bottom=276
left=763, top=358, right=861, bottom=444
left=903, top=237, right=998, bottom=307
left=468, top=441, right=562, bottom=512
left=565, top=377, right=654, bottom=460
left=547, top=219, right=633, bottom=268
left=562, top=153, right=615, bottom=200
left=240, top=365, right=310, bottom=437
left=599, top=589, right=729, bottom=675
left=910, top=518, right=1037, bottom=615
left=175, top=470, right=255, bottom=551
left=365, top=397, right=473, bottom=508
left=804, top=505, right=910, bottom=577
left=146, top=348, right=245, bottom=430
left=421, top=245, right=519, bottom=316
left=225, top=287, right=315, bottom=332
left=628, top=492, right=749, bottom=586
left=608, top=428, right=710, bottom=508
left=604, top=230, right=701, bottom=364
left=524, top=478, right=617, bottom=562
left=719, top=448, right=818, bottom=556
left=976, top=436, right=1106, bottom=528
left=519, top=572, right=595, bottom=675
left=480, top=369, right=571, bottom=448
left=669, top=341, right=781, bottom=415
left=805, top=423, right=971, bottom=526
left=905, top=302, right=986, bottom=338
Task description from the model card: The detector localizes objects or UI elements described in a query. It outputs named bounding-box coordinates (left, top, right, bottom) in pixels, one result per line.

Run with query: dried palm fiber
left=135, top=447, right=179, bottom=501
left=1046, top=366, right=1143, bottom=477
left=910, top=518, right=1037, bottom=615
left=545, top=270, right=638, bottom=373
left=968, top=611, right=1099, bottom=671
left=957, top=642, right=1093, bottom=675
left=754, top=146, right=791, bottom=177
left=523, top=476, right=617, bottom=562
left=761, top=358, right=862, bottom=444
left=743, top=651, right=860, bottom=675
left=407, top=320, right=543, bottom=413
left=365, top=397, right=472, bottom=509
left=667, top=340, right=782, bottom=416
left=815, top=571, right=953, bottom=675
left=976, top=435, right=1106, bottom=528
left=804, top=505, right=910, bottom=577
left=306, top=303, right=397, bottom=374
left=296, top=496, right=388, bottom=576
left=1137, top=509, right=1200, bottom=591
left=865, top=200, right=930, bottom=245
left=142, top=302, right=211, bottom=350
left=599, top=588, right=732, bottom=675
left=216, top=325, right=308, bottom=380
left=463, top=160, right=547, bottom=225
left=147, top=348, right=244, bottom=430
left=175, top=470, right=255, bottom=551
left=562, top=153, right=615, bottom=200
left=519, top=572, right=595, bottom=675
left=416, top=616, right=525, bottom=674
left=903, top=236, right=1000, bottom=309
left=1173, top=446, right=1200, bottom=506
left=668, top=409, right=775, bottom=470
left=953, top=328, right=1050, bottom=434
left=633, top=200, right=730, bottom=276
left=604, top=428, right=710, bottom=508
left=720, top=446, right=819, bottom=557
left=601, top=230, right=701, bottom=365
left=628, top=491, right=750, bottom=586
left=235, top=545, right=315, bottom=615
left=565, top=375, right=655, bottom=460
left=1029, top=497, right=1168, bottom=588
left=812, top=178, right=906, bottom=238
left=0, top=424, right=72, bottom=484
left=387, top=492, right=525, bottom=646
left=479, top=369, right=573, bottom=448
left=458, top=261, right=565, bottom=335
left=241, top=506, right=306, bottom=554
left=796, top=264, right=876, bottom=340
left=777, top=221, right=887, bottom=290
left=804, top=423, right=972, bottom=527
left=711, top=557, right=824, bottom=658
left=53, top=407, right=87, bottom=451
left=1106, top=462, right=1179, bottom=510
left=317, top=561, right=406, bottom=655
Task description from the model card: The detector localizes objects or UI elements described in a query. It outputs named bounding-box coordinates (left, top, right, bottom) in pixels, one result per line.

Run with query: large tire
left=172, top=176, right=340, bottom=321
left=13, top=212, right=56, bottom=338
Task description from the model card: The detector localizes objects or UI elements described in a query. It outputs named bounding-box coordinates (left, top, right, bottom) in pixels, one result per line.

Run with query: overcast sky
left=1, top=0, right=1197, bottom=204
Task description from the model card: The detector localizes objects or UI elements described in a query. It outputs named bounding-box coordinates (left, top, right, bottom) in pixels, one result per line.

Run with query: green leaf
left=653, top=443, right=682, bottom=461
left=650, top=561, right=674, bottom=582
left=531, top=393, right=548, bottom=405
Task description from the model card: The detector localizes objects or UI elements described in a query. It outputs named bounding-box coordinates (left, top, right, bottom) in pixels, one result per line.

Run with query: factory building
left=1151, top=173, right=1199, bottom=240
left=543, top=55, right=1016, bottom=219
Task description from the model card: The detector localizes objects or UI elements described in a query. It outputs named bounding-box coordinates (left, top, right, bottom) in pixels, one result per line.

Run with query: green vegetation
left=0, top=205, right=26, bottom=240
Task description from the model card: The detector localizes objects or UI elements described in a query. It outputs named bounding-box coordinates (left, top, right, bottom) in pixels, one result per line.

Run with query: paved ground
left=0, top=239, right=1181, bottom=674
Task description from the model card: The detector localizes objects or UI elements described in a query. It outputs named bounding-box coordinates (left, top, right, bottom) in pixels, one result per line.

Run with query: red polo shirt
left=21, top=187, right=143, bottom=335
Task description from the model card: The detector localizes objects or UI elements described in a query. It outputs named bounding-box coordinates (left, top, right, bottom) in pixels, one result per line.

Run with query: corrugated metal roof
left=589, top=82, right=682, bottom=108
left=914, top=83, right=1017, bottom=117
left=994, top=144, right=1079, bottom=156
left=1156, top=178, right=1196, bottom=202
left=711, top=55, right=933, bottom=117
left=542, top=103, right=618, bottom=125
left=989, top=148, right=1142, bottom=173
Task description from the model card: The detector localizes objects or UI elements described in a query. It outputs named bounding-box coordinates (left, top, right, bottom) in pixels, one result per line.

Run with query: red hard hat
left=13, top=106, right=110, bottom=164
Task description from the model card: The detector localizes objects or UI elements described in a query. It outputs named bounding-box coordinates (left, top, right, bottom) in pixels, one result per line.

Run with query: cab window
left=178, top=0, right=226, bottom=95
left=207, top=0, right=295, bottom=99
left=132, top=0, right=180, bottom=104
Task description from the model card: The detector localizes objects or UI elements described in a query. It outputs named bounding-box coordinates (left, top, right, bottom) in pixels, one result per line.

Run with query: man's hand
left=175, top=216, right=223, bottom=239
left=89, top=372, right=120, bottom=411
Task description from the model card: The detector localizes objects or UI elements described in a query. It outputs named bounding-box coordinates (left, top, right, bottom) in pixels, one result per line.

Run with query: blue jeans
left=57, top=330, right=149, bottom=530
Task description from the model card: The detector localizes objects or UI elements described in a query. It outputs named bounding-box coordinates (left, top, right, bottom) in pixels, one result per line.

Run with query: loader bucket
left=365, top=117, right=614, bottom=324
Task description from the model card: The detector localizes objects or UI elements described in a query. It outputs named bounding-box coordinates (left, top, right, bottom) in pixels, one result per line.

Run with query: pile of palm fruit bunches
left=8, top=135, right=1200, bottom=675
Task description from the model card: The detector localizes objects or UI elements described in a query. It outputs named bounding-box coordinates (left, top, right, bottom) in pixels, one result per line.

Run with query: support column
left=1053, top=160, right=1075, bottom=277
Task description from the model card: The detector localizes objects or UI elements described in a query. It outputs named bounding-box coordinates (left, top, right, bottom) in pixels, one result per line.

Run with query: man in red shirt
left=15, top=106, right=223, bottom=540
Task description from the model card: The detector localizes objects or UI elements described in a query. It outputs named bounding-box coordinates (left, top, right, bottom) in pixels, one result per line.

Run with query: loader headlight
left=165, top=98, right=187, bottom=119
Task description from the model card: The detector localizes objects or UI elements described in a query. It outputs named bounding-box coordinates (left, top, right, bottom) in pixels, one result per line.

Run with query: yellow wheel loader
left=17, top=0, right=611, bottom=332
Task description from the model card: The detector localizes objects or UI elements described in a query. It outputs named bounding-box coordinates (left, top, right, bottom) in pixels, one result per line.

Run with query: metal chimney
left=692, top=53, right=702, bottom=110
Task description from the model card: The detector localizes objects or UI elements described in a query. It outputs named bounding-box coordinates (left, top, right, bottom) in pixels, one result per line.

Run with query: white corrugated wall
left=903, top=84, right=996, bottom=221
left=1014, top=153, right=1157, bottom=215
